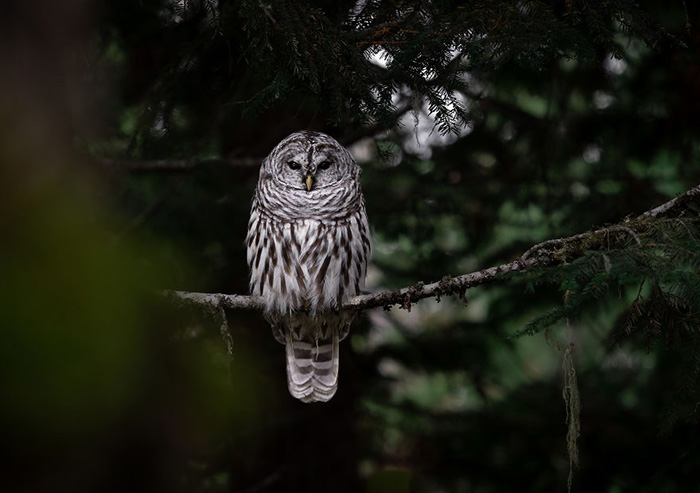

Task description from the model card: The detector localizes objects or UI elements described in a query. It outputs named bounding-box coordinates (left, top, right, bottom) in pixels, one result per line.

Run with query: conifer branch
left=99, top=157, right=262, bottom=171
left=96, top=119, right=413, bottom=173
left=166, top=183, right=700, bottom=313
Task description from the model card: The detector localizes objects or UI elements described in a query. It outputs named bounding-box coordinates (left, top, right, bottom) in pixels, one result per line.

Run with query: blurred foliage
left=3, top=0, right=700, bottom=492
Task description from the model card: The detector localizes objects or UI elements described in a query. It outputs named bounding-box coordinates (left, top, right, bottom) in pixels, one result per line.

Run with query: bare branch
left=167, top=291, right=265, bottom=310
left=96, top=117, right=415, bottom=174
left=345, top=256, right=549, bottom=311
left=165, top=255, right=550, bottom=314
left=166, top=183, right=700, bottom=313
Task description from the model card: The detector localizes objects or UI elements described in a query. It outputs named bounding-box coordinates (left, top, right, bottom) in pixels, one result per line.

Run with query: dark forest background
left=2, top=1, right=700, bottom=492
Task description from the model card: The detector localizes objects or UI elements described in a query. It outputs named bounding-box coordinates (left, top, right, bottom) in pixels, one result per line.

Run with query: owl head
left=261, top=131, right=360, bottom=192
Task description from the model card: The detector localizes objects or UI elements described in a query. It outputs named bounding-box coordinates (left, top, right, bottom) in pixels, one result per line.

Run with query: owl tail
left=284, top=326, right=340, bottom=403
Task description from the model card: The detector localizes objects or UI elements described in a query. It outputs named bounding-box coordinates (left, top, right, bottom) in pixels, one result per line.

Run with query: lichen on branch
left=166, top=183, right=700, bottom=313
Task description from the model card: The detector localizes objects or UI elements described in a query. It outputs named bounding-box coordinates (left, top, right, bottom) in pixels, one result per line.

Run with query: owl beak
left=305, top=173, right=313, bottom=191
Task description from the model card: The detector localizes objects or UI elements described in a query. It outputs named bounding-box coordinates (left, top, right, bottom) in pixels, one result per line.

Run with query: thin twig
left=99, top=157, right=261, bottom=171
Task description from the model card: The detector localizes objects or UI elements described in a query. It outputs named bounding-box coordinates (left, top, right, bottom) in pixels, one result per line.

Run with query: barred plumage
left=246, top=131, right=370, bottom=403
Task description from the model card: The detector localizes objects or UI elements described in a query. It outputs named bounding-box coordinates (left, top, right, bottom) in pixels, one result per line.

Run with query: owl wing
left=281, top=210, right=369, bottom=402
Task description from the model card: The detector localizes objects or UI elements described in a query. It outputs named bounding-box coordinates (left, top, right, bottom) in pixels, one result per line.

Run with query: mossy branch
left=166, top=183, right=700, bottom=313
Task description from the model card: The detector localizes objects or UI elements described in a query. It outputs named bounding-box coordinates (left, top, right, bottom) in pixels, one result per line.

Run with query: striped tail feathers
left=284, top=321, right=340, bottom=403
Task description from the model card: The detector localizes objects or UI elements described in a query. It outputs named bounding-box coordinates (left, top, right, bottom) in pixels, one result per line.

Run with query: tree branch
left=643, top=183, right=700, bottom=218
left=95, top=117, right=414, bottom=174
left=166, top=183, right=700, bottom=313
left=99, top=157, right=262, bottom=172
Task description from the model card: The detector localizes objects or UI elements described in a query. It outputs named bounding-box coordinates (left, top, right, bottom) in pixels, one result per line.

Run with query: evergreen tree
left=2, top=1, right=700, bottom=491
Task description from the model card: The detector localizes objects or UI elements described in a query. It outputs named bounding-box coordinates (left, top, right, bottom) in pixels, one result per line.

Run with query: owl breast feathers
left=246, top=131, right=370, bottom=403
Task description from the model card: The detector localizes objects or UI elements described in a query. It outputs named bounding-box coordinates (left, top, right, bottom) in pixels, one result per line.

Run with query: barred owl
left=246, top=131, right=370, bottom=403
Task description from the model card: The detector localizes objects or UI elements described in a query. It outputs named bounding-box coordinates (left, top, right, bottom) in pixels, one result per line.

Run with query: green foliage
left=90, top=0, right=678, bottom=156
left=519, top=217, right=700, bottom=336
left=4, top=0, right=700, bottom=492
left=515, top=214, right=700, bottom=430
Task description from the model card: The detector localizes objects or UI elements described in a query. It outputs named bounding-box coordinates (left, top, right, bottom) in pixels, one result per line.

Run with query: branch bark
left=166, top=183, right=700, bottom=313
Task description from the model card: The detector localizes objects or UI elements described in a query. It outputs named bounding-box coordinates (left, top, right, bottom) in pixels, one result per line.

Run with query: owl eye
left=287, top=161, right=301, bottom=170
left=318, top=160, right=332, bottom=170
